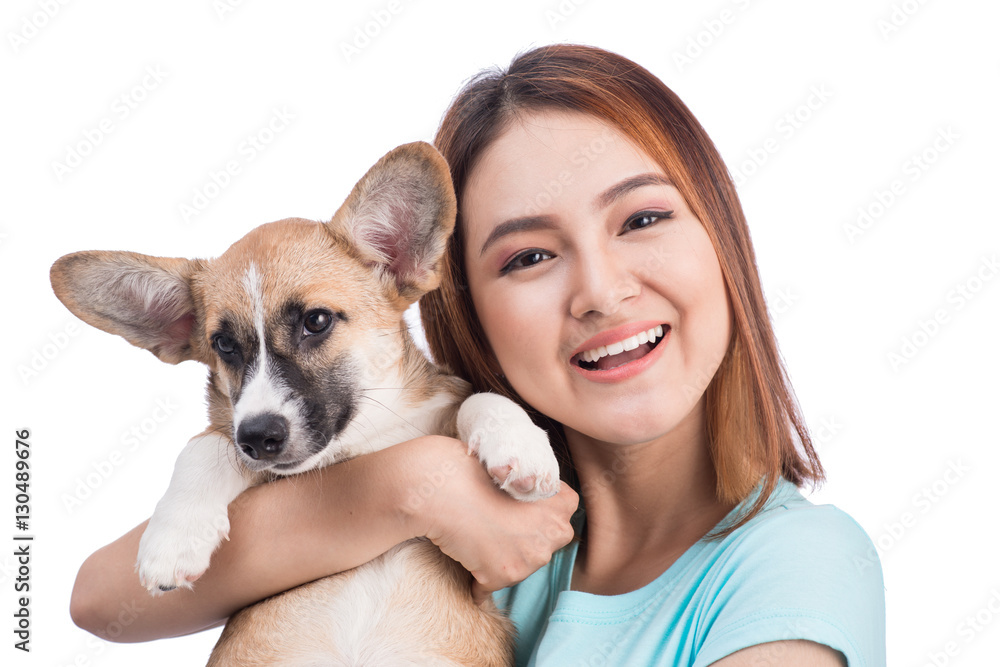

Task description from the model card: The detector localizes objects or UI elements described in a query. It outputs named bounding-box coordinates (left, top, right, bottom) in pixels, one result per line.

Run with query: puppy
left=51, top=142, right=560, bottom=666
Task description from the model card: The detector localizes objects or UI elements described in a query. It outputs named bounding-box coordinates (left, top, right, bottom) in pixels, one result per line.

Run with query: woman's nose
left=568, top=248, right=640, bottom=319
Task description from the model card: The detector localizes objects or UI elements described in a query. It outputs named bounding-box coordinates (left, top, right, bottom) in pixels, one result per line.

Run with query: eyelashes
left=499, top=249, right=554, bottom=275
left=622, top=209, right=674, bottom=233
left=498, top=209, right=675, bottom=275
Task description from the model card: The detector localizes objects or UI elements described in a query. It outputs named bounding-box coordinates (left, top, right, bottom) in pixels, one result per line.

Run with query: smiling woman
left=463, top=109, right=733, bottom=455
left=420, top=44, right=887, bottom=666
left=65, top=41, right=885, bottom=667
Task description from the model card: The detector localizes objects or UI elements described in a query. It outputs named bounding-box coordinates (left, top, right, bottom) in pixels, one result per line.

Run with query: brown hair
left=420, top=43, right=823, bottom=533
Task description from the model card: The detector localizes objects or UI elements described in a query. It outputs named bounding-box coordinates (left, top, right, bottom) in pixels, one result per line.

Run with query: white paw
left=135, top=507, right=230, bottom=595
left=466, top=417, right=560, bottom=502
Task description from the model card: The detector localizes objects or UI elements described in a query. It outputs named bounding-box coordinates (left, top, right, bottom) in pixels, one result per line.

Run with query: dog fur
left=51, top=142, right=560, bottom=666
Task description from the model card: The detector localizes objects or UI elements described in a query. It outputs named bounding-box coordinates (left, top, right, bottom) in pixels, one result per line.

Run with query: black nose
left=236, top=414, right=288, bottom=461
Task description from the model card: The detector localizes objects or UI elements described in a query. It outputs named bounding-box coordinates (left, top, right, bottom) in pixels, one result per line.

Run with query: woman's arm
left=70, top=435, right=577, bottom=642
left=711, top=640, right=847, bottom=666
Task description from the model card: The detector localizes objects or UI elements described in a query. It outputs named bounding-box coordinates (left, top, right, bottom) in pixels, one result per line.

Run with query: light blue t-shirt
left=494, top=478, right=886, bottom=666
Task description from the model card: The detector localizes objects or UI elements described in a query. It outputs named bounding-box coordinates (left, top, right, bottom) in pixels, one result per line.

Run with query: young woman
left=70, top=44, right=885, bottom=665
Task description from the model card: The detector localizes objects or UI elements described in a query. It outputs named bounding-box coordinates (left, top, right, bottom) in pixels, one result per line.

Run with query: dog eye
left=213, top=335, right=238, bottom=356
left=303, top=310, right=334, bottom=336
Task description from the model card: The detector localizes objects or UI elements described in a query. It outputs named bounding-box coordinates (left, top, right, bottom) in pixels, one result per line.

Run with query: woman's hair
left=421, top=43, right=823, bottom=533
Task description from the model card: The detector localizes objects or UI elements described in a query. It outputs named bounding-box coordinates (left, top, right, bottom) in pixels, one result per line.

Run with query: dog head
left=51, top=142, right=456, bottom=474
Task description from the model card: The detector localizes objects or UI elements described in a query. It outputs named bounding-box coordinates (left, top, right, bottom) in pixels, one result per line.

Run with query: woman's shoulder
left=691, top=478, right=886, bottom=666
left=707, top=477, right=885, bottom=609
left=727, top=478, right=879, bottom=562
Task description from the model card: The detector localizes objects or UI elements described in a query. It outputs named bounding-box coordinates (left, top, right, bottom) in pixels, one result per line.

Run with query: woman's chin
left=559, top=393, right=705, bottom=449
left=564, top=417, right=684, bottom=449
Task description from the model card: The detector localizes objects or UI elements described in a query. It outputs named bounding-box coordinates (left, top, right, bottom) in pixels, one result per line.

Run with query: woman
left=70, top=44, right=885, bottom=665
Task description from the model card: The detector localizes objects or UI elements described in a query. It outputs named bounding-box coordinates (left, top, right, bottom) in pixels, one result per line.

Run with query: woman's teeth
left=579, top=325, right=664, bottom=364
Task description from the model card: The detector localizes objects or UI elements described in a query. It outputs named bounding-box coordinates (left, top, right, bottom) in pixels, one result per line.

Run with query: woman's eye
left=623, top=210, right=674, bottom=233
left=501, top=250, right=553, bottom=274
left=303, top=309, right=335, bottom=336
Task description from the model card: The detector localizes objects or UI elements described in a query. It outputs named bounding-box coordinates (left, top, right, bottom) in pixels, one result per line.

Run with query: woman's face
left=462, top=109, right=732, bottom=447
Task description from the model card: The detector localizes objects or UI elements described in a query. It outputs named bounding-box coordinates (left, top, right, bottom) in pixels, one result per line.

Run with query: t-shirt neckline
left=553, top=476, right=801, bottom=617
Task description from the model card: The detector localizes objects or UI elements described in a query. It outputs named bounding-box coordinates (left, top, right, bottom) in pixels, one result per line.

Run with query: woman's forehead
left=473, top=109, right=649, bottom=174
left=462, top=109, right=668, bottom=224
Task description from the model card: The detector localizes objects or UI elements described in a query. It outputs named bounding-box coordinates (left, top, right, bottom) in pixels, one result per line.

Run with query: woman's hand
left=404, top=436, right=579, bottom=604
left=69, top=433, right=576, bottom=641
left=70, top=436, right=443, bottom=642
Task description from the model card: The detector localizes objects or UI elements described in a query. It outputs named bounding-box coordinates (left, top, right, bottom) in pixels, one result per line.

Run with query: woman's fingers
left=409, top=438, right=578, bottom=596
left=465, top=482, right=579, bottom=596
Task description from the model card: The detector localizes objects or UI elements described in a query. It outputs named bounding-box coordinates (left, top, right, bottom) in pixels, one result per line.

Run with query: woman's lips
left=574, top=324, right=665, bottom=368
left=570, top=322, right=670, bottom=382
left=570, top=321, right=666, bottom=359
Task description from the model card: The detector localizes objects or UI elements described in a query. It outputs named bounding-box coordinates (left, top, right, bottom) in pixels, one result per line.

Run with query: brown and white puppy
left=51, top=142, right=560, bottom=666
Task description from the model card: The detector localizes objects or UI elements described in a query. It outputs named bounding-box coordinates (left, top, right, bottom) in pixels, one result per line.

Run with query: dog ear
left=50, top=251, right=204, bottom=364
left=327, top=141, right=456, bottom=304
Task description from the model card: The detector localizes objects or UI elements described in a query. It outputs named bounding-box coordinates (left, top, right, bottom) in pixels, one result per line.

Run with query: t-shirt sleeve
left=691, top=503, right=886, bottom=667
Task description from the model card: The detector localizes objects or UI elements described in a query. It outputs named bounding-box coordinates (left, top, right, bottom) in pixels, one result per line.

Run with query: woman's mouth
left=573, top=324, right=668, bottom=372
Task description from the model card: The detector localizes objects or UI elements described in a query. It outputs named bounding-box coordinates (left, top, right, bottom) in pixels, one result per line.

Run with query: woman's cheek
left=486, top=279, right=562, bottom=374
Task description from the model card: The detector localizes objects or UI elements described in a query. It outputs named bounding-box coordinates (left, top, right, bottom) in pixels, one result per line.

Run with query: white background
left=3, top=1, right=998, bottom=665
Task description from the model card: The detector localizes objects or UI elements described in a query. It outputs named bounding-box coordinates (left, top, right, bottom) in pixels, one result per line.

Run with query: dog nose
left=236, top=413, right=288, bottom=461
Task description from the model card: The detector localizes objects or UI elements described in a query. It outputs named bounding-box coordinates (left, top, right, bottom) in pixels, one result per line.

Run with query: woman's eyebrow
left=479, top=216, right=556, bottom=257
left=594, top=173, right=673, bottom=210
left=477, top=173, right=672, bottom=257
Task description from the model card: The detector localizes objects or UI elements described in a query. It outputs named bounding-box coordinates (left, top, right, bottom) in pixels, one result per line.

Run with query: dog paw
left=135, top=508, right=230, bottom=595
left=487, top=461, right=560, bottom=502
left=468, top=420, right=560, bottom=502
left=458, top=393, right=561, bottom=502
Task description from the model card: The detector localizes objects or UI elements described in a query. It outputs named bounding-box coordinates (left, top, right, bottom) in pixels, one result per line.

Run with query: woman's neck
left=565, top=401, right=734, bottom=596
